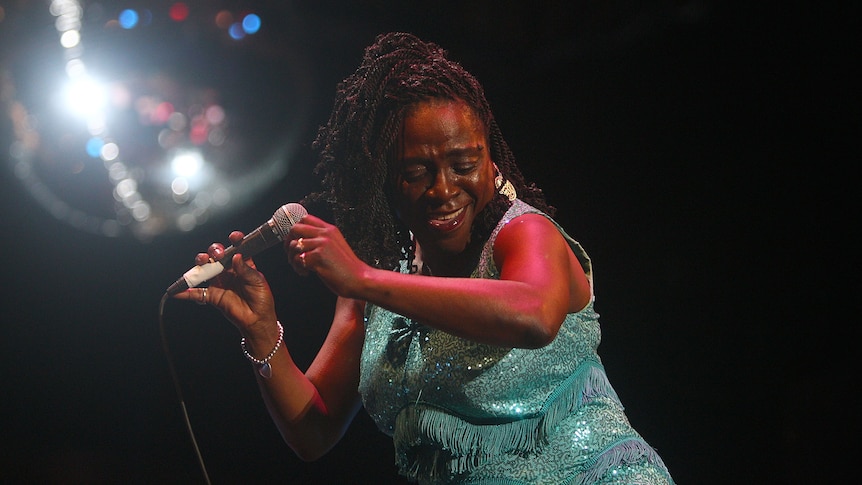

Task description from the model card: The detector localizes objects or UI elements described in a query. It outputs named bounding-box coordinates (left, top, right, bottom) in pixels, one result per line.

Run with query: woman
left=176, top=32, right=674, bottom=484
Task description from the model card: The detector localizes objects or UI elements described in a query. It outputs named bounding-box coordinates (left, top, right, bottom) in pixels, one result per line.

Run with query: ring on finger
left=299, top=252, right=307, bottom=268
left=296, top=237, right=304, bottom=253
left=197, top=287, right=208, bottom=305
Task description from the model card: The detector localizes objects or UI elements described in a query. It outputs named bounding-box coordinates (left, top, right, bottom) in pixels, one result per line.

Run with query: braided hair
left=303, top=32, right=553, bottom=271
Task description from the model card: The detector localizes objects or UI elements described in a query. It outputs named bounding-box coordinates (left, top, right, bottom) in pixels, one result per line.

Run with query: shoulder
left=497, top=212, right=557, bottom=238
left=493, top=213, right=567, bottom=261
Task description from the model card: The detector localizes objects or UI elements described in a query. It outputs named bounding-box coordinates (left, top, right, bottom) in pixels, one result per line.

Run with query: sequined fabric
left=359, top=200, right=674, bottom=484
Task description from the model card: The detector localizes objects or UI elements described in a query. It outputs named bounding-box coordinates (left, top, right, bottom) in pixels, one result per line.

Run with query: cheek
left=397, top=181, right=422, bottom=203
left=395, top=182, right=421, bottom=216
left=475, top=167, right=496, bottom=204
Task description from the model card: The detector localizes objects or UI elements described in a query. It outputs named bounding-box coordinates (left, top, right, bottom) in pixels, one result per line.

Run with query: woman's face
left=393, top=99, right=496, bottom=255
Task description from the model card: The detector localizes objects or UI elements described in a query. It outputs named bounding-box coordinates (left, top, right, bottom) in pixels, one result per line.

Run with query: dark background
left=1, top=1, right=857, bottom=483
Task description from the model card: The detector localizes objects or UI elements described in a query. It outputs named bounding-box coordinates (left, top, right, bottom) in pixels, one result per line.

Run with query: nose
left=426, top=170, right=458, bottom=200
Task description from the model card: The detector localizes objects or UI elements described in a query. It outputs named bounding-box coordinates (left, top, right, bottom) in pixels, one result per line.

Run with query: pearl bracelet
left=241, top=321, right=283, bottom=379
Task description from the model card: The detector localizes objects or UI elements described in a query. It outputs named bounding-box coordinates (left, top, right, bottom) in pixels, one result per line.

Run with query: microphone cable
left=158, top=293, right=212, bottom=485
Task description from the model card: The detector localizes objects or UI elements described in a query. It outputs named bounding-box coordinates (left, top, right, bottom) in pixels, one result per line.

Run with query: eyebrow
left=399, top=144, right=485, bottom=162
left=447, top=145, right=485, bottom=155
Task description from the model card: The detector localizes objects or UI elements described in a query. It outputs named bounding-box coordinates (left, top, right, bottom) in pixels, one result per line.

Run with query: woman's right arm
left=256, top=295, right=366, bottom=461
left=174, top=237, right=366, bottom=461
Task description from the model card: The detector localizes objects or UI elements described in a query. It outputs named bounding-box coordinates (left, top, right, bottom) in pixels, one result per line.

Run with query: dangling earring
left=494, top=164, right=517, bottom=202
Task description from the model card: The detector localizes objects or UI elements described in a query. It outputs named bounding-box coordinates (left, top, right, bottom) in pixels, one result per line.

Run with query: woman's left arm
left=292, top=214, right=590, bottom=348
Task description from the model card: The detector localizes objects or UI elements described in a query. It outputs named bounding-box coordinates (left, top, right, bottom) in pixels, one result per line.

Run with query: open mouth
left=427, top=207, right=466, bottom=233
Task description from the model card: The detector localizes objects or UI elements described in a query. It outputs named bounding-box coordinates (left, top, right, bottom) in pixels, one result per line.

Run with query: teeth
left=432, top=208, right=463, bottom=221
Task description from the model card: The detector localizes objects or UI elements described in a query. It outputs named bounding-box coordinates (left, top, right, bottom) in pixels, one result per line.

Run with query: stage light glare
left=63, top=75, right=107, bottom=120
left=171, top=151, right=204, bottom=177
left=8, top=0, right=313, bottom=240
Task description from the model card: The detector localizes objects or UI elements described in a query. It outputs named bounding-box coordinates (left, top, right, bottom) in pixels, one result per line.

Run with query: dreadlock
left=302, top=32, right=553, bottom=271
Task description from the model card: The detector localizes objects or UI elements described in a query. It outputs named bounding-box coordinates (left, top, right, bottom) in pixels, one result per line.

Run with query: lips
left=426, top=206, right=466, bottom=233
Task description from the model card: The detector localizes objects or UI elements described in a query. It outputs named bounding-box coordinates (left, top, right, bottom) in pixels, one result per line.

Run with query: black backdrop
left=1, top=1, right=856, bottom=483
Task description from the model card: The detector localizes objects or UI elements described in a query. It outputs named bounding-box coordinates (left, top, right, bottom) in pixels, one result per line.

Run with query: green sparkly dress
left=359, top=200, right=674, bottom=484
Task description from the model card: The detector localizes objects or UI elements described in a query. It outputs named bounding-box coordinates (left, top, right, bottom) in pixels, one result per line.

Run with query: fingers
left=288, top=236, right=311, bottom=276
left=283, top=215, right=325, bottom=253
left=208, top=242, right=226, bottom=260
left=196, top=287, right=208, bottom=305
left=229, top=231, right=244, bottom=244
left=231, top=252, right=261, bottom=280
left=295, top=237, right=305, bottom=253
left=195, top=231, right=245, bottom=265
left=173, top=286, right=211, bottom=305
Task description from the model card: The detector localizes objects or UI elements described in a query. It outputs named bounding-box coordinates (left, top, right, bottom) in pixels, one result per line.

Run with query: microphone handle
left=165, top=219, right=284, bottom=295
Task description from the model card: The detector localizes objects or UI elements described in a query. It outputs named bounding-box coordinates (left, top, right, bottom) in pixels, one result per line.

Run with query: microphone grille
left=272, top=203, right=308, bottom=237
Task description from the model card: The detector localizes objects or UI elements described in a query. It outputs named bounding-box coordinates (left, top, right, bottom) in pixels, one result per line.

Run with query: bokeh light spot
left=215, top=10, right=233, bottom=29
left=100, top=142, right=119, bottom=161
left=139, top=9, right=153, bottom=26
left=115, top=178, right=138, bottom=199
left=169, top=3, right=189, bottom=22
left=189, top=118, right=208, bottom=145
left=59, top=30, right=81, bottom=48
left=85, top=137, right=104, bottom=157
left=167, top=113, right=186, bottom=132
left=119, top=9, right=139, bottom=29
left=152, top=102, right=174, bottom=125
left=130, top=200, right=151, bottom=221
left=242, top=14, right=261, bottom=34
left=205, top=105, right=225, bottom=125
left=171, top=177, right=189, bottom=196
left=208, top=128, right=226, bottom=146
left=107, top=162, right=128, bottom=182
left=177, top=213, right=197, bottom=232
left=228, top=23, right=245, bottom=40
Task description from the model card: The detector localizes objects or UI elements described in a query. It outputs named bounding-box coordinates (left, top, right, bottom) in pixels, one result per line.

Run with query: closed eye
left=402, top=164, right=429, bottom=183
left=453, top=161, right=478, bottom=175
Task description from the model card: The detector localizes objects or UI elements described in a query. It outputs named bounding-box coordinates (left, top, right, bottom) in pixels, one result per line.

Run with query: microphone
left=165, top=202, right=307, bottom=296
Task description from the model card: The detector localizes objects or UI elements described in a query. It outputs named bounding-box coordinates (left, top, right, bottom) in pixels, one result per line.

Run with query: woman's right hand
left=174, top=231, right=278, bottom=337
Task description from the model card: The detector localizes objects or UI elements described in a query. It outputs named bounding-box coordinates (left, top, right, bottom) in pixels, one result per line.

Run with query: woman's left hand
left=286, top=214, right=372, bottom=299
